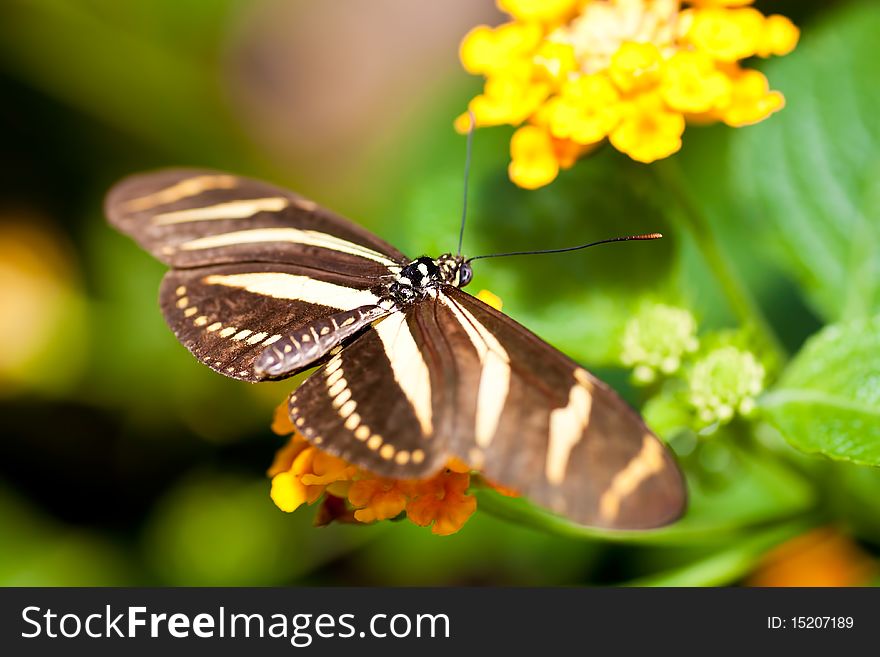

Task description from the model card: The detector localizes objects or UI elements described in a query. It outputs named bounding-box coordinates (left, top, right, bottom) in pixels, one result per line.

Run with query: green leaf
left=625, top=522, right=809, bottom=587
left=730, top=0, right=880, bottom=322
left=826, top=462, right=880, bottom=545
left=642, top=390, right=693, bottom=439
left=0, top=486, right=133, bottom=585
left=354, top=508, right=602, bottom=586
left=0, top=0, right=251, bottom=167
left=474, top=445, right=814, bottom=546
left=761, top=314, right=880, bottom=465
left=142, top=472, right=381, bottom=585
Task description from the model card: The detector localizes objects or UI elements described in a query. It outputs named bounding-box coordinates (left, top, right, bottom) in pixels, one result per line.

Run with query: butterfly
left=105, top=167, right=686, bottom=530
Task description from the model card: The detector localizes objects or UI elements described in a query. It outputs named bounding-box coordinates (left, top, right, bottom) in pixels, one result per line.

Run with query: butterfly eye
left=458, top=263, right=473, bottom=288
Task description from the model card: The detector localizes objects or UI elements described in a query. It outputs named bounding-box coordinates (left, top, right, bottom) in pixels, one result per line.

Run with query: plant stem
left=654, top=158, right=787, bottom=365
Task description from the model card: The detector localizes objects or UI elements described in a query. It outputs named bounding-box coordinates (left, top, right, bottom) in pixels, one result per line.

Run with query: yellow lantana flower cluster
left=268, top=290, right=515, bottom=536
left=458, top=0, right=799, bottom=188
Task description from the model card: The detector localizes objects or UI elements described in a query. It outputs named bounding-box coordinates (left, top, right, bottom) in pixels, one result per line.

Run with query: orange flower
left=269, top=427, right=483, bottom=535
left=269, top=370, right=516, bottom=533
left=348, top=478, right=409, bottom=523
left=406, top=471, right=478, bottom=536
left=747, top=527, right=877, bottom=587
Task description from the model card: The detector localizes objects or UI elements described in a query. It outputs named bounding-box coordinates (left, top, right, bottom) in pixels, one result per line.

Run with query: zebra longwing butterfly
left=105, top=168, right=686, bottom=530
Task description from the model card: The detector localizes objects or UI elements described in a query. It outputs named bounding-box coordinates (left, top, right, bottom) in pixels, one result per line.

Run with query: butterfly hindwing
left=160, top=261, right=390, bottom=382
left=105, top=168, right=407, bottom=276
left=289, top=309, right=451, bottom=477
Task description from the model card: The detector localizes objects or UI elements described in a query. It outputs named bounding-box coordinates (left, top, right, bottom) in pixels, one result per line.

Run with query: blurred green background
left=1, top=0, right=878, bottom=586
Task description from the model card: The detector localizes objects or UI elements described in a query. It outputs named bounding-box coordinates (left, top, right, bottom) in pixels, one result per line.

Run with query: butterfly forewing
left=105, top=168, right=407, bottom=275
left=437, top=288, right=685, bottom=529
left=107, top=168, right=408, bottom=382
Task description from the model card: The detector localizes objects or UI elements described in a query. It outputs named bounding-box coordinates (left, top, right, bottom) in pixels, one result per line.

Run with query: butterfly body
left=387, top=254, right=472, bottom=305
left=106, top=168, right=686, bottom=530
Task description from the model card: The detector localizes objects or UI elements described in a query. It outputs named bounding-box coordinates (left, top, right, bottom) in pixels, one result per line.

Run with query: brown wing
left=105, top=168, right=408, bottom=277
left=160, top=261, right=388, bottom=382
left=105, top=168, right=408, bottom=382
left=289, top=288, right=685, bottom=530
left=435, top=287, right=685, bottom=529
left=289, top=308, right=450, bottom=477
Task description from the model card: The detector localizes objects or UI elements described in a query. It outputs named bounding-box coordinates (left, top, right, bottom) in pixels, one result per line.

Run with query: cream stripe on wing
left=374, top=313, right=433, bottom=435
left=598, top=434, right=666, bottom=523
left=440, top=293, right=510, bottom=447
left=122, top=174, right=238, bottom=212
left=203, top=272, right=380, bottom=309
left=153, top=197, right=289, bottom=225
left=546, top=375, right=593, bottom=484
left=179, top=227, right=396, bottom=265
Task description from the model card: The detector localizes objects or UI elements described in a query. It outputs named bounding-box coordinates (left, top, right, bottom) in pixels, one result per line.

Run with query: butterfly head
left=436, top=253, right=472, bottom=288
left=389, top=255, right=472, bottom=305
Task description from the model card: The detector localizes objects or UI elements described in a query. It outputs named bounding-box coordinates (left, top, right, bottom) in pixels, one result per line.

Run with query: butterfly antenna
left=467, top=233, right=663, bottom=262
left=457, top=110, right=476, bottom=257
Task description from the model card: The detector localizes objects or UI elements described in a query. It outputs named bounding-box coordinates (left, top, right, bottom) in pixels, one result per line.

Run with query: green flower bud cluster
left=621, top=304, right=768, bottom=435
left=688, top=346, right=765, bottom=426
left=621, top=303, right=698, bottom=383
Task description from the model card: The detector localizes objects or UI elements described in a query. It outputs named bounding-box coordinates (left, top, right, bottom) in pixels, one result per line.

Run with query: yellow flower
left=459, top=0, right=798, bottom=187
left=460, top=23, right=543, bottom=76
left=471, top=67, right=553, bottom=127
left=268, top=405, right=357, bottom=512
left=688, top=0, right=753, bottom=6
left=269, top=439, right=358, bottom=513
left=498, top=0, right=581, bottom=24
left=715, top=68, right=784, bottom=127
left=533, top=40, right=579, bottom=83
left=546, top=74, right=621, bottom=144
left=610, top=93, right=685, bottom=163
left=756, top=15, right=799, bottom=58
left=608, top=42, right=663, bottom=93
left=508, top=125, right=560, bottom=189
left=661, top=50, right=730, bottom=113
left=684, top=7, right=765, bottom=62
left=476, top=288, right=504, bottom=310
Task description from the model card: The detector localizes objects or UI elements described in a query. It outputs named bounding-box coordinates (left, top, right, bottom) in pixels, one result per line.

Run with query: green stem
left=654, top=159, right=787, bottom=366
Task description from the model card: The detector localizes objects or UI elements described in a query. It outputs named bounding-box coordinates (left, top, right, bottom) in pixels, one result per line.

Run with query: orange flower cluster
left=268, top=290, right=514, bottom=536
left=458, top=0, right=799, bottom=188
left=268, top=407, right=479, bottom=536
